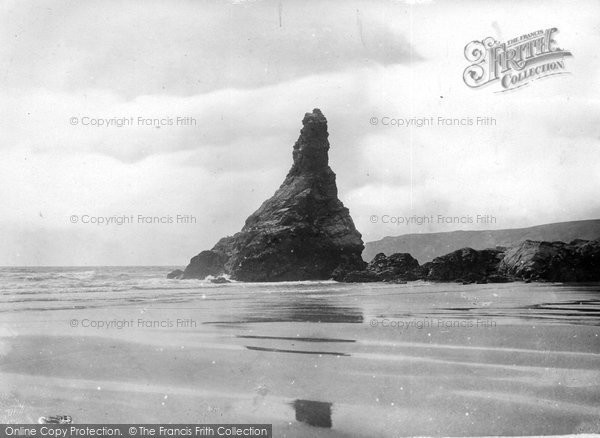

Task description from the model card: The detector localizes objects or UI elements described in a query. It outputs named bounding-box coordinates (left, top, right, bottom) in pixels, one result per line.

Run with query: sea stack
left=178, top=108, right=365, bottom=281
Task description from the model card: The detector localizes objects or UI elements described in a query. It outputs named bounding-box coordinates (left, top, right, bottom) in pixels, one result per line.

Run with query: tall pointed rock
left=181, top=108, right=365, bottom=281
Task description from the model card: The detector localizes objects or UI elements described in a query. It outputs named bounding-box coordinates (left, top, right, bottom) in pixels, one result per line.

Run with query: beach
left=1, top=267, right=599, bottom=437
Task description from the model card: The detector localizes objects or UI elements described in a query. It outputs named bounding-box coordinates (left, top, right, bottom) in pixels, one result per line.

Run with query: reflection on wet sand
left=246, top=345, right=350, bottom=356
left=206, top=295, right=364, bottom=324
left=293, top=399, right=333, bottom=428
left=237, top=335, right=356, bottom=343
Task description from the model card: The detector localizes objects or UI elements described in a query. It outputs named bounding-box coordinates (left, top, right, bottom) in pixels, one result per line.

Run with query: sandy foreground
left=1, top=299, right=600, bottom=438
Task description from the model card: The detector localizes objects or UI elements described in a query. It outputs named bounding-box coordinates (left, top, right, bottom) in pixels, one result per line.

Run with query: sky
left=1, top=0, right=599, bottom=266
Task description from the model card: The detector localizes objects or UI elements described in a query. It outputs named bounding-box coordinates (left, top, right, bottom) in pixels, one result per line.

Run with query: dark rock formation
left=179, top=109, right=365, bottom=281
left=166, top=269, right=184, bottom=279
left=369, top=253, right=421, bottom=281
left=332, top=268, right=380, bottom=283
left=422, top=247, right=506, bottom=282
left=169, top=109, right=600, bottom=284
left=335, top=238, right=600, bottom=284
left=333, top=252, right=421, bottom=282
left=183, top=250, right=228, bottom=279
left=499, top=238, right=600, bottom=282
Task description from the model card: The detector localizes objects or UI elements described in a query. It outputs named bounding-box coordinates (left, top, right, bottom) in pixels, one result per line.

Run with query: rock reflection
left=292, top=399, right=333, bottom=428
left=206, top=296, right=364, bottom=324
left=279, top=299, right=363, bottom=323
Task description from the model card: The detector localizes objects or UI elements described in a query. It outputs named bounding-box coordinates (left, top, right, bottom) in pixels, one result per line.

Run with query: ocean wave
left=23, top=270, right=97, bottom=282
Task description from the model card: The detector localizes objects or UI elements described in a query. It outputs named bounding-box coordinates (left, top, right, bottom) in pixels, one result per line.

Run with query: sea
left=1, top=266, right=599, bottom=437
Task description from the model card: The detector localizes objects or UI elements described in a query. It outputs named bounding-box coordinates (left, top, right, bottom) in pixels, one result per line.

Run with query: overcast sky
left=1, top=0, right=599, bottom=266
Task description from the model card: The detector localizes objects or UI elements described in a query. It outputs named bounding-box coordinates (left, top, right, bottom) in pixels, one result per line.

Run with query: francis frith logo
left=463, top=28, right=572, bottom=92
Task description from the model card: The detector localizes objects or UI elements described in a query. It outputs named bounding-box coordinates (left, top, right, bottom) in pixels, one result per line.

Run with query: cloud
left=1, top=0, right=418, bottom=98
left=1, top=69, right=379, bottom=164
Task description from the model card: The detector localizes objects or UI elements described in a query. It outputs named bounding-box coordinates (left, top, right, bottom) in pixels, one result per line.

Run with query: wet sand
left=1, top=276, right=600, bottom=436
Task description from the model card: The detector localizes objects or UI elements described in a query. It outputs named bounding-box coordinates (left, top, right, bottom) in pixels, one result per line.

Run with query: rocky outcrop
left=336, top=247, right=507, bottom=284
left=422, top=247, right=507, bottom=283
left=182, top=250, right=228, bottom=279
left=178, top=109, right=365, bottom=281
left=333, top=252, right=421, bottom=282
left=169, top=108, right=599, bottom=284
left=499, top=238, right=600, bottom=282
left=369, top=253, right=421, bottom=280
left=334, top=238, right=600, bottom=284
left=333, top=239, right=600, bottom=284
left=333, top=269, right=380, bottom=283
left=166, top=269, right=184, bottom=279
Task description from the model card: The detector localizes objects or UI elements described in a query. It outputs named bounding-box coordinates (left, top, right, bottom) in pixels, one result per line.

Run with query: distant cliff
left=363, top=219, right=600, bottom=262
left=176, top=109, right=365, bottom=281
